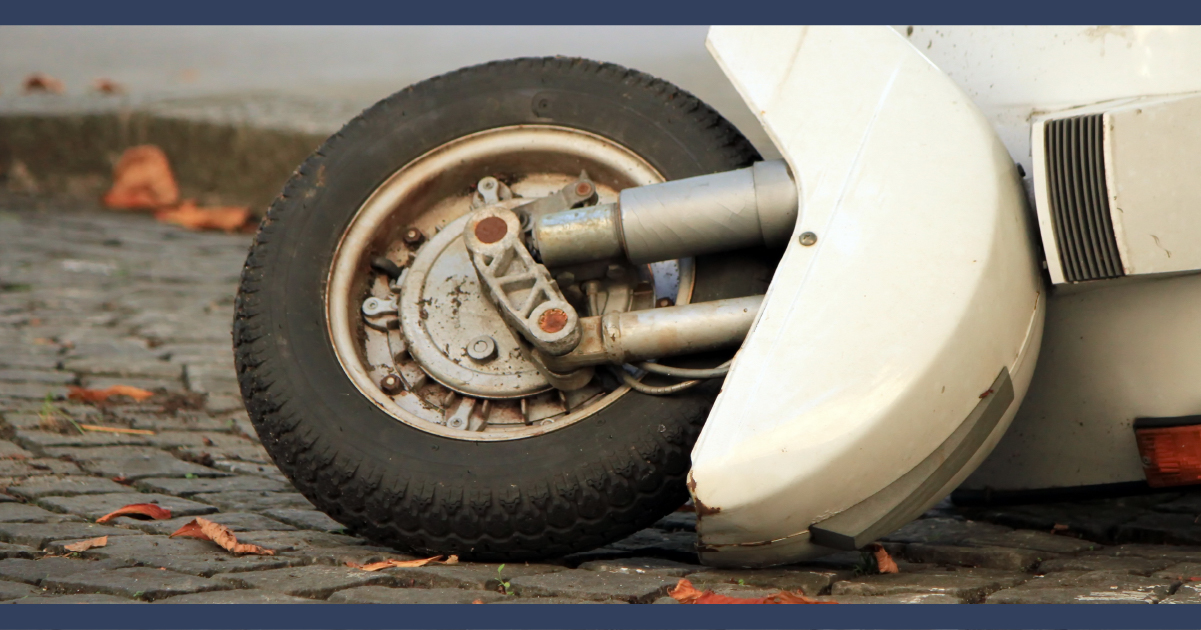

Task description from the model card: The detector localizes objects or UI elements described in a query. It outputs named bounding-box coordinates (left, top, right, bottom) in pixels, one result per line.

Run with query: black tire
left=234, top=57, right=768, bottom=560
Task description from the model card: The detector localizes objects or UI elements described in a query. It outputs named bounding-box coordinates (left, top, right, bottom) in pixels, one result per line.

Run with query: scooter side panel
left=693, top=26, right=1044, bottom=566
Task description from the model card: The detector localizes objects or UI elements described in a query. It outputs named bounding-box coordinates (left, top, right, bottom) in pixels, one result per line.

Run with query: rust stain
left=686, top=472, right=721, bottom=517
left=474, top=216, right=508, bottom=244
left=538, top=308, right=568, bottom=333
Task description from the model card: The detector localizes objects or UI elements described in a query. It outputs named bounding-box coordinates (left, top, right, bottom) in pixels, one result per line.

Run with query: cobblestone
left=0, top=557, right=134, bottom=585
left=0, top=542, right=37, bottom=559
left=8, top=593, right=145, bottom=604
left=685, top=568, right=843, bottom=596
left=0, top=503, right=84, bottom=523
left=191, top=491, right=314, bottom=512
left=830, top=567, right=1029, bottom=603
left=0, top=522, right=143, bottom=549
left=6, top=205, right=1201, bottom=603
left=37, top=492, right=218, bottom=520
left=41, top=566, right=235, bottom=601
left=4, top=476, right=129, bottom=500
left=508, top=570, right=678, bottom=603
left=217, top=565, right=395, bottom=599
left=0, top=580, right=39, bottom=601
left=577, top=557, right=702, bottom=578
left=328, top=586, right=506, bottom=604
left=158, top=589, right=323, bottom=603
left=114, top=511, right=293, bottom=535
left=135, top=475, right=289, bottom=496
left=985, top=571, right=1172, bottom=604
left=260, top=508, right=345, bottom=532
left=386, top=562, right=565, bottom=591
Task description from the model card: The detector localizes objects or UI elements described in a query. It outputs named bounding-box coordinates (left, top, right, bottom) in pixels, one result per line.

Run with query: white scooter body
left=691, top=25, right=1201, bottom=567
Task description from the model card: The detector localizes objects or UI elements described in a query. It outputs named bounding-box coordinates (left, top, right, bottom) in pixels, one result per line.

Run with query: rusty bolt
left=403, top=228, right=425, bottom=246
left=379, top=374, right=403, bottom=395
left=574, top=181, right=594, bottom=198
left=798, top=231, right=818, bottom=247
left=538, top=308, right=568, bottom=334
left=656, top=297, right=674, bottom=308
left=474, top=216, right=508, bottom=244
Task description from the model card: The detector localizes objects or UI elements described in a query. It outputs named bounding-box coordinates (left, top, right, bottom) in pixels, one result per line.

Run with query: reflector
left=1135, top=423, right=1201, bottom=488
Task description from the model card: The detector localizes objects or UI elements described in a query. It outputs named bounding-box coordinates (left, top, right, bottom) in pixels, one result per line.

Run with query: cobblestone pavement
left=5, top=201, right=1201, bottom=604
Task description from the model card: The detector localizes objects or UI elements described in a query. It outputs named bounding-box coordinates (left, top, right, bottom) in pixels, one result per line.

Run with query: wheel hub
left=400, top=212, right=551, bottom=398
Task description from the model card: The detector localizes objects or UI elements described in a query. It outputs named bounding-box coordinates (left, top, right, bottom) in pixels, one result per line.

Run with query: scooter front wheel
left=233, top=57, right=768, bottom=560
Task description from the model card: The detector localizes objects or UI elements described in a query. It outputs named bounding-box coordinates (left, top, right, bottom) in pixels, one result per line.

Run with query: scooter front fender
left=692, top=26, right=1045, bottom=567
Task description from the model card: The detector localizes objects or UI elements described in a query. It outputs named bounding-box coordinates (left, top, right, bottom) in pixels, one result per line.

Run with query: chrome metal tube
left=619, top=159, right=797, bottom=264
left=531, top=203, right=623, bottom=267
left=532, top=160, right=798, bottom=267
left=542, top=295, right=763, bottom=370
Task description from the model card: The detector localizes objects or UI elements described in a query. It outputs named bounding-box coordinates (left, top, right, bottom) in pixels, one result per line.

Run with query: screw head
left=656, top=297, right=674, bottom=308
left=474, top=216, right=508, bottom=244
left=798, top=231, right=818, bottom=246
left=403, top=227, right=425, bottom=246
left=466, top=336, right=498, bottom=362
left=379, top=374, right=403, bottom=395
left=574, top=181, right=593, bottom=197
left=480, top=177, right=497, bottom=191
left=538, top=308, right=568, bottom=334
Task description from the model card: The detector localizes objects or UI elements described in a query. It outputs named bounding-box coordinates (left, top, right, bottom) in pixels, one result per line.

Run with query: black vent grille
left=1044, top=114, right=1124, bottom=282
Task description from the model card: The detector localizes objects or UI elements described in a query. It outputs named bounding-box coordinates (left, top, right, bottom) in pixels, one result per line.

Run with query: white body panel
left=967, top=274, right=1201, bottom=491
left=897, top=26, right=1201, bottom=183
left=692, top=26, right=1044, bottom=567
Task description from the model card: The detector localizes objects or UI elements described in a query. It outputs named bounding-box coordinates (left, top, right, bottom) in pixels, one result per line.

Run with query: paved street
left=5, top=199, right=1201, bottom=604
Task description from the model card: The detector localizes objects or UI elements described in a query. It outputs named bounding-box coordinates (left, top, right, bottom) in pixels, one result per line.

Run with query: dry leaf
left=668, top=579, right=832, bottom=605
left=102, top=145, right=180, bottom=210
left=472, top=599, right=485, bottom=604
left=68, top=385, right=155, bottom=403
left=868, top=543, right=899, bottom=574
left=92, top=78, right=124, bottom=94
left=64, top=536, right=107, bottom=552
left=345, top=555, right=453, bottom=571
left=154, top=200, right=250, bottom=233
left=78, top=424, right=156, bottom=436
left=96, top=503, right=172, bottom=524
left=170, top=518, right=274, bottom=555
left=23, top=73, right=64, bottom=94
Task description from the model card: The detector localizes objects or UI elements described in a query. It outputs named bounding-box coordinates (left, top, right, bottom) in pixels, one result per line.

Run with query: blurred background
left=0, top=26, right=776, bottom=214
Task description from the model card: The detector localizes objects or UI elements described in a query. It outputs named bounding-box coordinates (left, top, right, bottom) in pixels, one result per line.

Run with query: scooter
left=233, top=25, right=1201, bottom=568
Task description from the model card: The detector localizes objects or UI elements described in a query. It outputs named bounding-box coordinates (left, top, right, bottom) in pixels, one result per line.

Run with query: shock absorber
left=530, top=159, right=798, bottom=267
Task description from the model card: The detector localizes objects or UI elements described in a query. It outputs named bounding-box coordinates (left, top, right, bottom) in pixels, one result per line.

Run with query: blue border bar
left=7, top=0, right=1201, bottom=25
left=0, top=604, right=1199, bottom=629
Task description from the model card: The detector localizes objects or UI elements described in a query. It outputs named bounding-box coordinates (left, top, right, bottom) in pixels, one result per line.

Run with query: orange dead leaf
left=154, top=200, right=250, bottom=233
left=78, top=424, right=156, bottom=436
left=63, top=536, right=107, bottom=552
left=169, top=518, right=274, bottom=555
left=68, top=385, right=154, bottom=403
left=23, top=73, right=64, bottom=94
left=868, top=543, right=899, bottom=574
left=471, top=599, right=485, bottom=604
left=92, top=78, right=124, bottom=95
left=96, top=503, right=172, bottom=524
left=668, top=579, right=832, bottom=605
left=102, top=145, right=180, bottom=210
left=345, top=555, right=455, bottom=571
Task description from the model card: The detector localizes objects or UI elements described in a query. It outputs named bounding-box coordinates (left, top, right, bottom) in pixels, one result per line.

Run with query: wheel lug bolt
left=466, top=336, right=498, bottom=362
left=403, top=228, right=425, bottom=246
left=379, top=374, right=403, bottom=395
